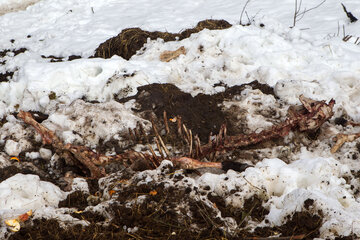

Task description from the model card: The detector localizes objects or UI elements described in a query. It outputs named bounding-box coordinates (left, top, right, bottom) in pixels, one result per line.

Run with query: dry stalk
left=196, top=95, right=335, bottom=158
left=163, top=111, right=170, bottom=134
left=18, top=111, right=106, bottom=178
left=18, top=95, right=335, bottom=178
left=331, top=133, right=360, bottom=153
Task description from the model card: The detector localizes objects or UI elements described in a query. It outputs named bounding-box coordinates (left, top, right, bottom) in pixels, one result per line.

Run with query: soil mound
left=93, top=19, right=232, bottom=60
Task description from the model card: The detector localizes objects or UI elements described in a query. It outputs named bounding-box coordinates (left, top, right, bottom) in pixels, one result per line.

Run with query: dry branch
left=18, top=95, right=334, bottom=178
left=331, top=133, right=360, bottom=153
left=18, top=111, right=106, bottom=178
left=196, top=95, right=335, bottom=158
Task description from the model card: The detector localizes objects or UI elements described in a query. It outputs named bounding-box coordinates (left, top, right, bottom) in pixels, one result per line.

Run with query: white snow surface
left=1, top=0, right=360, bottom=238
left=0, top=173, right=67, bottom=225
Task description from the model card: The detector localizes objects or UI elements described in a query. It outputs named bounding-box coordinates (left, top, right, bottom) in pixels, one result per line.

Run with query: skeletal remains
left=18, top=95, right=336, bottom=179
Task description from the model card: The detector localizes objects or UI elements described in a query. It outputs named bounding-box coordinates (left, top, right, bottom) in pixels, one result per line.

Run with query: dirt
left=94, top=19, right=232, bottom=60
left=0, top=48, right=27, bottom=82
left=8, top=175, right=326, bottom=240
left=58, top=191, right=90, bottom=211
left=251, top=211, right=322, bottom=239
left=8, top=169, right=320, bottom=240
left=0, top=71, right=15, bottom=82
left=40, top=54, right=82, bottom=62
left=118, top=80, right=276, bottom=142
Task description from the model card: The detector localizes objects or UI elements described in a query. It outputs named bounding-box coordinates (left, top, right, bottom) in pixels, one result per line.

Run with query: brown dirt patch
left=118, top=81, right=275, bottom=142
left=0, top=71, right=15, bottom=82
left=252, top=211, right=322, bottom=239
left=94, top=19, right=232, bottom=60
left=58, top=191, right=90, bottom=211
left=208, top=194, right=269, bottom=226
left=0, top=48, right=27, bottom=82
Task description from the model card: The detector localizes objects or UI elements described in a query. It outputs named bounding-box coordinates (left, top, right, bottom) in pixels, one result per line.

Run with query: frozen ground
left=1, top=0, right=360, bottom=239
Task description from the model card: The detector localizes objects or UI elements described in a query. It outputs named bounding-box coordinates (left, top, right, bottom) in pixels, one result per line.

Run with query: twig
left=147, top=144, right=160, bottom=167
left=331, top=133, right=360, bottom=153
left=18, top=111, right=105, bottom=178
left=177, top=116, right=182, bottom=137
left=189, top=129, right=193, bottom=156
left=155, top=138, right=165, bottom=159
left=151, top=119, right=170, bottom=158
left=163, top=111, right=170, bottom=134
left=292, top=0, right=326, bottom=27
left=239, top=0, right=251, bottom=26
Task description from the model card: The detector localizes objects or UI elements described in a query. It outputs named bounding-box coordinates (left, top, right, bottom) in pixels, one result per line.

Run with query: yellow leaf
left=10, top=157, right=20, bottom=162
left=5, top=219, right=20, bottom=232
left=149, top=190, right=157, bottom=196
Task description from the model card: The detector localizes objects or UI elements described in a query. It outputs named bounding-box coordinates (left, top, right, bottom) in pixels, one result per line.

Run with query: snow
left=0, top=173, right=67, bottom=232
left=1, top=0, right=360, bottom=238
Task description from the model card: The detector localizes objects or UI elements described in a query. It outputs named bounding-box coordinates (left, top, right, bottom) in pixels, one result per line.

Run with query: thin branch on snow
left=292, top=0, right=327, bottom=27
left=239, top=0, right=251, bottom=26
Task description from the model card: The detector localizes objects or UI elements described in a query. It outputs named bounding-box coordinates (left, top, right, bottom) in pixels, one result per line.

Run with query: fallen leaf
left=149, top=190, right=157, bottom=196
left=10, top=156, right=20, bottom=162
left=109, top=190, right=116, bottom=197
left=5, top=219, right=20, bottom=232
left=160, top=46, right=186, bottom=62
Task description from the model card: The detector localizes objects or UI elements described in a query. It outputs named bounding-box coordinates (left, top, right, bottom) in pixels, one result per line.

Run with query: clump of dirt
left=41, top=55, right=63, bottom=62
left=252, top=211, right=322, bottom=239
left=118, top=81, right=275, bottom=141
left=0, top=166, right=38, bottom=183
left=335, top=235, right=359, bottom=239
left=58, top=191, right=90, bottom=211
left=0, top=47, right=27, bottom=82
left=304, top=198, right=314, bottom=210
left=0, top=165, right=56, bottom=185
left=94, top=19, right=232, bottom=60
left=0, top=48, right=27, bottom=58
left=0, top=71, right=15, bottom=82
left=40, top=54, right=82, bottom=62
left=208, top=194, right=269, bottom=226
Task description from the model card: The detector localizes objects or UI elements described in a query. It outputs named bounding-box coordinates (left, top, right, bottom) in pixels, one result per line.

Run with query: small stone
left=39, top=148, right=52, bottom=160
left=5, top=140, right=21, bottom=156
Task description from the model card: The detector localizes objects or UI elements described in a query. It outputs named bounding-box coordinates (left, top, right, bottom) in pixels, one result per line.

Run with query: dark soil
left=0, top=71, right=15, bottom=82
left=58, top=191, right=90, bottom=211
left=208, top=194, right=269, bottom=226
left=252, top=211, right=322, bottom=239
left=9, top=176, right=324, bottom=240
left=94, top=19, right=232, bottom=60
left=0, top=47, right=27, bottom=82
left=40, top=54, right=82, bottom=62
left=118, top=80, right=275, bottom=141
left=0, top=48, right=27, bottom=58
